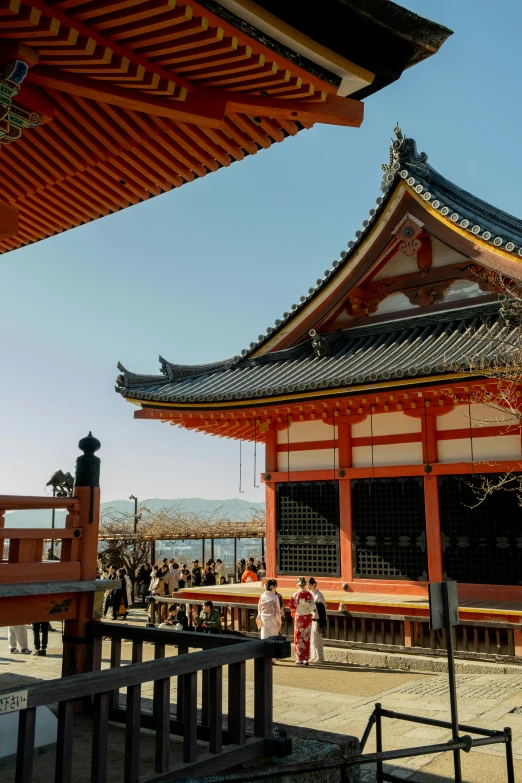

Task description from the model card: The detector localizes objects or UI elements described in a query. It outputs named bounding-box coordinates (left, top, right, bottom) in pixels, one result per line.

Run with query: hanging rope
left=333, top=415, right=337, bottom=482
left=287, top=414, right=291, bottom=485
left=253, top=418, right=259, bottom=488
left=239, top=440, right=244, bottom=493
left=468, top=395, right=475, bottom=476
left=370, top=407, right=375, bottom=481
left=423, top=399, right=431, bottom=479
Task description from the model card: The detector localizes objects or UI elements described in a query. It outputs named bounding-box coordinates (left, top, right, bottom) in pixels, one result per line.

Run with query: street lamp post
left=46, top=469, right=74, bottom=559
left=129, top=495, right=141, bottom=602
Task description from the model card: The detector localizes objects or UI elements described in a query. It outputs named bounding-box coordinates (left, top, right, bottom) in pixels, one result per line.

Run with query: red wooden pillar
left=338, top=422, right=353, bottom=583
left=264, top=428, right=277, bottom=579
left=423, top=414, right=443, bottom=582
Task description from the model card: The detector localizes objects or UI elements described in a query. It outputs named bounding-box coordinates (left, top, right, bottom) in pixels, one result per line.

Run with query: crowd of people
left=8, top=554, right=328, bottom=667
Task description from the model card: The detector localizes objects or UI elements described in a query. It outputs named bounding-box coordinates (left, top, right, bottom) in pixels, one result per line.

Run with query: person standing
left=191, top=559, right=203, bottom=587
left=257, top=561, right=267, bottom=580
left=215, top=559, right=227, bottom=581
left=166, top=562, right=180, bottom=595
left=288, top=577, right=314, bottom=665
left=241, top=564, right=258, bottom=583
left=256, top=578, right=282, bottom=661
left=8, top=626, right=31, bottom=654
left=103, top=565, right=118, bottom=617
left=237, top=558, right=246, bottom=582
left=203, top=563, right=216, bottom=586
left=137, top=563, right=152, bottom=604
left=32, top=622, right=50, bottom=656
left=308, top=577, right=326, bottom=663
left=112, top=568, right=129, bottom=620
left=180, top=564, right=189, bottom=589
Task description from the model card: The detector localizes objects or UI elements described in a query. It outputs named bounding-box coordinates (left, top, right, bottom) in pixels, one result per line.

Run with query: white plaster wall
left=441, top=279, right=483, bottom=303
left=352, top=411, right=422, bottom=438
left=277, top=449, right=338, bottom=472
left=373, top=249, right=418, bottom=279
left=352, top=442, right=423, bottom=467
left=375, top=291, right=418, bottom=315
left=276, top=420, right=333, bottom=444
left=431, top=237, right=468, bottom=268
left=436, top=404, right=519, bottom=431
left=438, top=435, right=521, bottom=463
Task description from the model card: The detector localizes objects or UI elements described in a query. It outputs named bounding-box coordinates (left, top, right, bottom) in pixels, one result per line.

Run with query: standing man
left=191, top=559, right=203, bottom=587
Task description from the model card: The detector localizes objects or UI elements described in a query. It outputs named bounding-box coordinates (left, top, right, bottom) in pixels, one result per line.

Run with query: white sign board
left=0, top=691, right=28, bottom=714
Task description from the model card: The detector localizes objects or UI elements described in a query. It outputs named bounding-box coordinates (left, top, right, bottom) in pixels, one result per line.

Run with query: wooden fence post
left=62, top=433, right=101, bottom=679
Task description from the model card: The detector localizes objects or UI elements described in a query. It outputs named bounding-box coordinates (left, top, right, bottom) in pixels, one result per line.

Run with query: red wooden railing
left=0, top=495, right=83, bottom=583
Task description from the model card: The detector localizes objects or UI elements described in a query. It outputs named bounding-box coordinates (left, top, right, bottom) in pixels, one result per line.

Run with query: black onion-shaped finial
left=75, top=432, right=101, bottom=487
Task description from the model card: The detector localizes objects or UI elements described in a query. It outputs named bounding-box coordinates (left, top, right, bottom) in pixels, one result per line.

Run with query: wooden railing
left=0, top=494, right=84, bottom=583
left=152, top=597, right=521, bottom=663
left=2, top=620, right=289, bottom=782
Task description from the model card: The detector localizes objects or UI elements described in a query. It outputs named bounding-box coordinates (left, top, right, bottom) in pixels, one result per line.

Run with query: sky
left=2, top=0, right=522, bottom=505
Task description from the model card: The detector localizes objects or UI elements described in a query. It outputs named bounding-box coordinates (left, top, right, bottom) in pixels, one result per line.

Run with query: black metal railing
left=359, top=702, right=515, bottom=783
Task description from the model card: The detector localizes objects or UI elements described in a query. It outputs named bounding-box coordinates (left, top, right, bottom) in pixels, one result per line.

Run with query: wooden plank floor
left=177, top=583, right=522, bottom=617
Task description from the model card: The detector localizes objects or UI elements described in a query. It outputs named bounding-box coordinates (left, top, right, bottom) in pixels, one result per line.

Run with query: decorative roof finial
left=381, top=125, right=429, bottom=192
left=309, top=329, right=330, bottom=358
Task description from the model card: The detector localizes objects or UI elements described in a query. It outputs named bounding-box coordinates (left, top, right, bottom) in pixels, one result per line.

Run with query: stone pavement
left=3, top=611, right=522, bottom=782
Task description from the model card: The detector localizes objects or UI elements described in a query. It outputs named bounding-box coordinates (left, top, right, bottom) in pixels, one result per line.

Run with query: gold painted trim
left=125, top=369, right=484, bottom=412
left=407, top=187, right=522, bottom=263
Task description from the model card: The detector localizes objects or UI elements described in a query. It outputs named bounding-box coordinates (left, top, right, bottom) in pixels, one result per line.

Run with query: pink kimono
left=289, top=588, right=314, bottom=663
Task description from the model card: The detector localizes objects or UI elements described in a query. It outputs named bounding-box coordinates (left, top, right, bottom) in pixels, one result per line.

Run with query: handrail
left=89, top=621, right=247, bottom=647
left=0, top=494, right=79, bottom=511
left=0, top=639, right=268, bottom=709
left=0, top=528, right=82, bottom=539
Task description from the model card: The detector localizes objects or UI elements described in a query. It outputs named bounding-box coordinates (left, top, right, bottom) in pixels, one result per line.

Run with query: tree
left=450, top=275, right=522, bottom=503
left=98, top=502, right=266, bottom=596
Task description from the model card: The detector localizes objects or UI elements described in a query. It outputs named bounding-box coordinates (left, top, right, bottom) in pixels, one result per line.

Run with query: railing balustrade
left=0, top=620, right=289, bottom=782
left=151, top=596, right=520, bottom=662
left=0, top=495, right=83, bottom=583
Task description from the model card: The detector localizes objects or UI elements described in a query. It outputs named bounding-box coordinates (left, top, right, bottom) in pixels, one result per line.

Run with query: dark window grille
left=439, top=474, right=522, bottom=585
left=352, top=478, right=427, bottom=580
left=276, top=481, right=340, bottom=577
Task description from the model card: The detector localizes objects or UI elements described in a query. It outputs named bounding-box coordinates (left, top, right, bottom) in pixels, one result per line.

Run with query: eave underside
left=133, top=375, right=521, bottom=442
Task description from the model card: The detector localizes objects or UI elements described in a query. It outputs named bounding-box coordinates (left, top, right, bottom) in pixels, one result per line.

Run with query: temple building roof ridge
left=238, top=127, right=522, bottom=361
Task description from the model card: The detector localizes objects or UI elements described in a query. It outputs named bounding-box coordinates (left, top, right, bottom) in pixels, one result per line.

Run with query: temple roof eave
left=116, top=301, right=514, bottom=408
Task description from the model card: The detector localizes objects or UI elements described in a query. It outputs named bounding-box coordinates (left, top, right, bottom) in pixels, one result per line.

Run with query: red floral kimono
left=289, top=588, right=314, bottom=663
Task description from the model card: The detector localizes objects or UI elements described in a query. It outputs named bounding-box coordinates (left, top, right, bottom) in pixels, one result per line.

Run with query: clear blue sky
left=2, top=0, right=521, bottom=504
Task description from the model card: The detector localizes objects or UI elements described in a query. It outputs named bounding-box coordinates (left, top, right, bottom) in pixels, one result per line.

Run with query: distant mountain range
left=4, top=497, right=265, bottom=528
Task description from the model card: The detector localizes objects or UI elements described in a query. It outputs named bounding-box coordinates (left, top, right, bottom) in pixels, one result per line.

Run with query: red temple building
left=118, top=128, right=522, bottom=661
left=0, top=2, right=451, bottom=642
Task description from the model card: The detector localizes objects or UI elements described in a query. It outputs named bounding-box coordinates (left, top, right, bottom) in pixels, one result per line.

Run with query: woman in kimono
left=288, top=576, right=314, bottom=665
left=308, top=577, right=326, bottom=663
left=257, top=579, right=282, bottom=635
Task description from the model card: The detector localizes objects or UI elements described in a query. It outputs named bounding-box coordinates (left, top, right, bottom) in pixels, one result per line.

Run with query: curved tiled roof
left=117, top=302, right=513, bottom=404
left=223, top=126, right=522, bottom=361
left=117, top=127, right=522, bottom=402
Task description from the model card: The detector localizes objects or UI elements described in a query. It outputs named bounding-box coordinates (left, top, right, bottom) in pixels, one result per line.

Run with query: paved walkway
left=3, top=610, right=522, bottom=782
